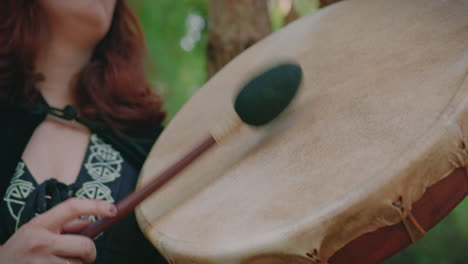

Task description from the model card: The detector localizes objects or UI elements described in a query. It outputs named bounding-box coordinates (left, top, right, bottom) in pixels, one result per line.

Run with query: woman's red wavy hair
left=0, top=0, right=165, bottom=132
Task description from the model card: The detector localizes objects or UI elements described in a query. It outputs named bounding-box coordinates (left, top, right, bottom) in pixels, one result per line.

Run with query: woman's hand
left=0, top=198, right=117, bottom=264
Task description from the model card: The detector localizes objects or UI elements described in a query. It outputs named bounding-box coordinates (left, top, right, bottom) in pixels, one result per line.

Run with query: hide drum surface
left=136, top=0, right=468, bottom=263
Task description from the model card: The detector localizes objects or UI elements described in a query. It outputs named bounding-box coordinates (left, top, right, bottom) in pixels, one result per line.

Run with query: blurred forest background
left=129, top=0, right=467, bottom=263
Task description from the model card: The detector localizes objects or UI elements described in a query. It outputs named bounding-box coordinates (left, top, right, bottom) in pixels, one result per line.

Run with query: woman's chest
left=21, top=118, right=91, bottom=185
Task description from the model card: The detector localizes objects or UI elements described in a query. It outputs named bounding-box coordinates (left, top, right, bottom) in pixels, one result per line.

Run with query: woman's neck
left=35, top=38, right=93, bottom=108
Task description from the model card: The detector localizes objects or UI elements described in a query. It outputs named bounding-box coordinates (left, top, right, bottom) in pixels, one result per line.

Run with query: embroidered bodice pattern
left=1, top=134, right=125, bottom=233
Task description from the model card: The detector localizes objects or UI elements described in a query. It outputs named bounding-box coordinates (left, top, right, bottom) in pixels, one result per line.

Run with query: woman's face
left=38, top=0, right=118, bottom=48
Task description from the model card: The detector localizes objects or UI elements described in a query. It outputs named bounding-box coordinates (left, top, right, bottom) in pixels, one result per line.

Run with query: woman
left=0, top=0, right=167, bottom=263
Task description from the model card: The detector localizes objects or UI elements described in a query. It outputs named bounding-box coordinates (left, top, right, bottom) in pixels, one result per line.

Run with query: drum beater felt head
left=234, top=63, right=302, bottom=126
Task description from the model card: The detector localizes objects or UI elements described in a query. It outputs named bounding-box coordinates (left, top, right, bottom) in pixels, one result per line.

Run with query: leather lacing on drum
left=306, top=249, right=324, bottom=264
left=392, top=196, right=426, bottom=243
left=448, top=140, right=468, bottom=169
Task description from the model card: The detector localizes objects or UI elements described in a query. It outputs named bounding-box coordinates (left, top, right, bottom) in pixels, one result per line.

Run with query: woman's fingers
left=66, top=258, right=84, bottom=264
left=62, top=218, right=93, bottom=234
left=50, top=234, right=96, bottom=263
left=30, top=198, right=117, bottom=231
left=1, top=199, right=111, bottom=264
left=51, top=256, right=84, bottom=264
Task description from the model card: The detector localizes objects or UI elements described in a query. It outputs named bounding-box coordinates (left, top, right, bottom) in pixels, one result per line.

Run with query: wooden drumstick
left=79, top=63, right=303, bottom=239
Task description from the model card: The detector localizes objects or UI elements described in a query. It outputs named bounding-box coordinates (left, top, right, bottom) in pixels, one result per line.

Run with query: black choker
left=31, top=103, right=106, bottom=132
left=47, top=105, right=78, bottom=121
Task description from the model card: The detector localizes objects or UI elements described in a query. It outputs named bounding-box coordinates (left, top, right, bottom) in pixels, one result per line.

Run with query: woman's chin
left=39, top=0, right=116, bottom=46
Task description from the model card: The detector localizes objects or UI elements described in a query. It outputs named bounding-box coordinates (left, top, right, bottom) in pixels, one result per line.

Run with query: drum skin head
left=136, top=0, right=468, bottom=263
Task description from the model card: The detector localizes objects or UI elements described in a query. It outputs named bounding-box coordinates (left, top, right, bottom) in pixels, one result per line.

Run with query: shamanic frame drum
left=136, top=0, right=468, bottom=263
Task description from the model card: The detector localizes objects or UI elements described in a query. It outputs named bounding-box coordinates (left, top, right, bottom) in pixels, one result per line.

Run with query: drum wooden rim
left=329, top=168, right=468, bottom=263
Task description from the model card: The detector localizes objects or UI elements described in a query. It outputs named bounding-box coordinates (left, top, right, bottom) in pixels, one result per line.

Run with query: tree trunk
left=319, top=0, right=343, bottom=8
left=285, top=2, right=300, bottom=25
left=206, top=0, right=272, bottom=78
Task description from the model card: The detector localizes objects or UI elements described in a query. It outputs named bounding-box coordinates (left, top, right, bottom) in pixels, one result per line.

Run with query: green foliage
left=131, top=0, right=208, bottom=122
left=132, top=1, right=468, bottom=263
